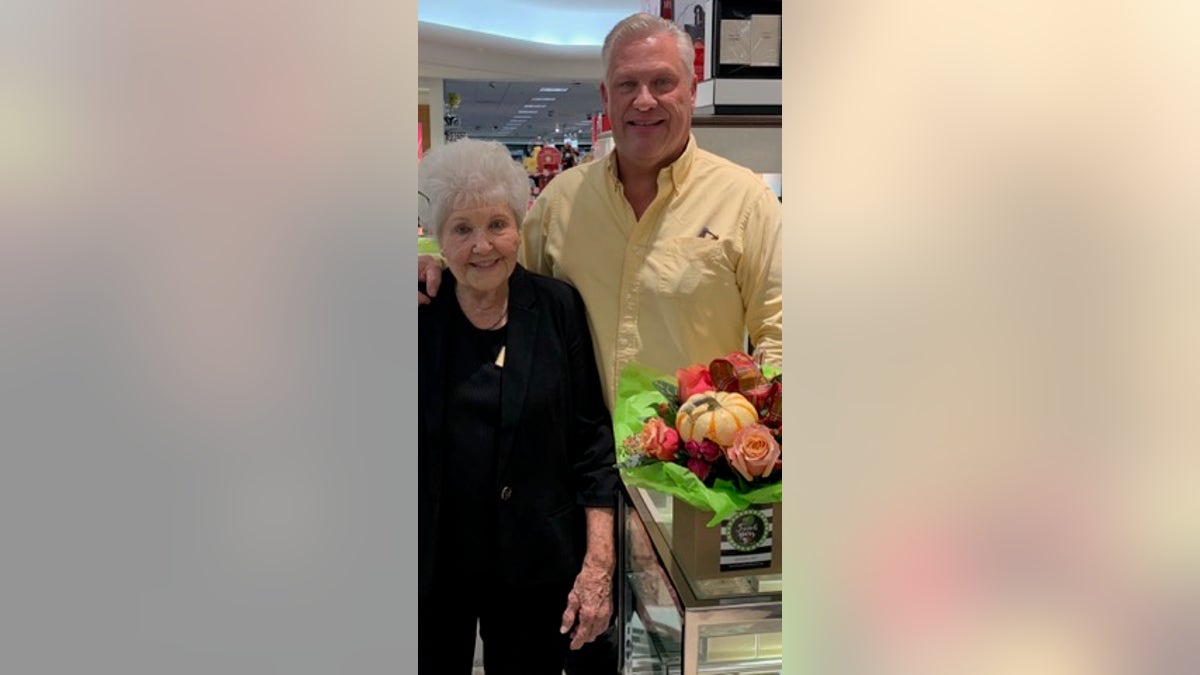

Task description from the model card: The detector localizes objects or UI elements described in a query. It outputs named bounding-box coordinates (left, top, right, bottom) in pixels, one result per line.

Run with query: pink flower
left=685, top=439, right=722, bottom=463
left=639, top=417, right=681, bottom=461
left=675, top=364, right=714, bottom=402
left=725, top=424, right=782, bottom=481
left=686, top=457, right=713, bottom=482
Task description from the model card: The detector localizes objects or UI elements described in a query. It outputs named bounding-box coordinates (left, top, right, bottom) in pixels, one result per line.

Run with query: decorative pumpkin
left=675, top=391, right=759, bottom=447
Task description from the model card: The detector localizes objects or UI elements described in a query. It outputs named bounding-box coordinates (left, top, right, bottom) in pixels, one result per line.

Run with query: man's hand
left=559, top=561, right=613, bottom=650
left=418, top=255, right=443, bottom=305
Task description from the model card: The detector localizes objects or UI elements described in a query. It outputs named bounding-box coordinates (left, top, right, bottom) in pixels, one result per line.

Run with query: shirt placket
left=610, top=169, right=675, bottom=401
left=612, top=183, right=646, bottom=402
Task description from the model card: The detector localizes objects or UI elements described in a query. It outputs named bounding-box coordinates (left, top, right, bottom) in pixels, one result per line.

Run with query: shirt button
left=500, top=486, right=512, bottom=501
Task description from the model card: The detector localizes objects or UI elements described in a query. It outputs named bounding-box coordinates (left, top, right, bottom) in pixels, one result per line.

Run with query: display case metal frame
left=617, top=482, right=783, bottom=675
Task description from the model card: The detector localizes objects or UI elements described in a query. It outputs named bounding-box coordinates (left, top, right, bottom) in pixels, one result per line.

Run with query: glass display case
left=618, top=483, right=783, bottom=675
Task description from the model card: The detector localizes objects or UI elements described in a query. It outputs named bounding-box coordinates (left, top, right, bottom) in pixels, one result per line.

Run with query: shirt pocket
left=653, top=237, right=732, bottom=296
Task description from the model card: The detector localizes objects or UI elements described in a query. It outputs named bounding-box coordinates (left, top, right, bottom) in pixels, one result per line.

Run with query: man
left=561, top=141, right=580, bottom=169
left=418, top=11, right=783, bottom=670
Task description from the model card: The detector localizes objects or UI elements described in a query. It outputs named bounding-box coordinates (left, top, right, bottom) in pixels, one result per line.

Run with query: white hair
left=601, top=12, right=695, bottom=81
left=418, top=138, right=529, bottom=240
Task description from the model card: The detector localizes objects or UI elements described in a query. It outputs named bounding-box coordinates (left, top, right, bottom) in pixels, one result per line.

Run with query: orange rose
left=725, top=424, right=782, bottom=481
left=675, top=364, right=714, bottom=402
left=639, top=417, right=681, bottom=461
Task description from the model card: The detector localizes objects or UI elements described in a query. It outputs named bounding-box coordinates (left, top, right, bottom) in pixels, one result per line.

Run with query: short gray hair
left=418, top=138, right=529, bottom=240
left=601, top=12, right=695, bottom=81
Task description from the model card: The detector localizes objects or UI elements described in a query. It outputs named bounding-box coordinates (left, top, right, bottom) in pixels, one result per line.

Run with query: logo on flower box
left=725, top=508, right=769, bottom=551
left=719, top=506, right=773, bottom=571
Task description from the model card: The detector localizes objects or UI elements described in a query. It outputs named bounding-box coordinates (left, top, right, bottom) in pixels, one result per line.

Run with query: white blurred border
left=784, top=2, right=1200, bottom=674
left=1, top=1, right=419, bottom=672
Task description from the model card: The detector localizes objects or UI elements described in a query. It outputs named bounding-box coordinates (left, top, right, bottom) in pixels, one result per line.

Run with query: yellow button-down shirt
left=520, top=136, right=783, bottom=409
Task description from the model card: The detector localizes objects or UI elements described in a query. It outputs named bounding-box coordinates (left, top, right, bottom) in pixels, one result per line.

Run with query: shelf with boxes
left=675, top=0, right=782, bottom=115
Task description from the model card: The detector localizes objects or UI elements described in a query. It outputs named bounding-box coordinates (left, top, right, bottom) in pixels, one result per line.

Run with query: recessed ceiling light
left=522, top=104, right=547, bottom=109
left=531, top=97, right=556, bottom=102
left=539, top=87, right=569, bottom=92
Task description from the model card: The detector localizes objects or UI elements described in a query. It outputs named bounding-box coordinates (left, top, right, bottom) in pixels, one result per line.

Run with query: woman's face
left=438, top=202, right=520, bottom=296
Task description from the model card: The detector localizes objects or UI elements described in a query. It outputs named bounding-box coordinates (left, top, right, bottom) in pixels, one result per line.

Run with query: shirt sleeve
left=519, top=190, right=552, bottom=275
left=737, top=187, right=784, bottom=368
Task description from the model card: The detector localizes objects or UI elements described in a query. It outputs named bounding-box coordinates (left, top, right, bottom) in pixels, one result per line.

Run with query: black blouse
left=436, top=300, right=506, bottom=582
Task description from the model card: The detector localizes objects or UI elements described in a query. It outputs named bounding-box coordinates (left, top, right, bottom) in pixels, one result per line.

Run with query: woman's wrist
left=582, top=506, right=616, bottom=574
left=581, top=553, right=615, bottom=577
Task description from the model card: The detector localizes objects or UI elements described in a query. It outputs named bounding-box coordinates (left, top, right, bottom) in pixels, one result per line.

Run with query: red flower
left=685, top=439, right=722, bottom=463
left=675, top=364, right=714, bottom=402
left=639, top=417, right=681, bottom=461
left=686, top=456, right=713, bottom=481
left=743, top=380, right=777, bottom=412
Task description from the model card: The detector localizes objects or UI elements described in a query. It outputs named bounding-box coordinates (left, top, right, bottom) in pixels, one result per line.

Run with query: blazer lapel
left=495, top=266, right=538, bottom=485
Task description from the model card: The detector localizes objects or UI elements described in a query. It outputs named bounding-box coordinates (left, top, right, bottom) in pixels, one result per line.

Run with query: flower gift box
left=615, top=352, right=782, bottom=580
left=670, top=497, right=782, bottom=581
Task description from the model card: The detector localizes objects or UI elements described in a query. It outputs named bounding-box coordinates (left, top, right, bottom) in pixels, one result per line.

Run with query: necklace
left=484, top=308, right=508, bottom=330
left=458, top=291, right=507, bottom=330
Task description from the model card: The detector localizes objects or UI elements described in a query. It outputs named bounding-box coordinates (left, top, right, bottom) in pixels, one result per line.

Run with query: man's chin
left=615, top=147, right=662, bottom=168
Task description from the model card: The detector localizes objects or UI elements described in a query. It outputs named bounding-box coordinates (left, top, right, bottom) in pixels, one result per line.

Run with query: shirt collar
left=604, top=134, right=698, bottom=194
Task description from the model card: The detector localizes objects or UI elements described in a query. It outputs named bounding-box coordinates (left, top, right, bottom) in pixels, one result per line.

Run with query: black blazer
left=418, top=264, right=617, bottom=594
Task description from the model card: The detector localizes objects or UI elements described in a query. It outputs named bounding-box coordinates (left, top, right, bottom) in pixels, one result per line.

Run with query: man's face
left=601, top=32, right=697, bottom=177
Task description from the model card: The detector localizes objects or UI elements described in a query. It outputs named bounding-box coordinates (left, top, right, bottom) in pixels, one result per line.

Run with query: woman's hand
left=561, top=506, right=616, bottom=649
left=560, top=560, right=613, bottom=650
left=417, top=255, right=443, bottom=304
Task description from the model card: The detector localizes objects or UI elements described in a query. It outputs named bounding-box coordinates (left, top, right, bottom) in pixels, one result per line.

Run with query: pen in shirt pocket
left=698, top=227, right=720, bottom=241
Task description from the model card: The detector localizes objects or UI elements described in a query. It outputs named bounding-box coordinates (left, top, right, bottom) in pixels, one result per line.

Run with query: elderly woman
left=417, top=138, right=618, bottom=675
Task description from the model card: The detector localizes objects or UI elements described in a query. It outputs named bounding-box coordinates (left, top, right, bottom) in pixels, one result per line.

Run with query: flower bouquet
left=615, top=351, right=782, bottom=527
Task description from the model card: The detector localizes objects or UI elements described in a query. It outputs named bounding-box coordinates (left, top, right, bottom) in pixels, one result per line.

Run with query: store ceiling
left=443, top=79, right=603, bottom=146
left=419, top=1, right=643, bottom=145
left=419, top=0, right=643, bottom=46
